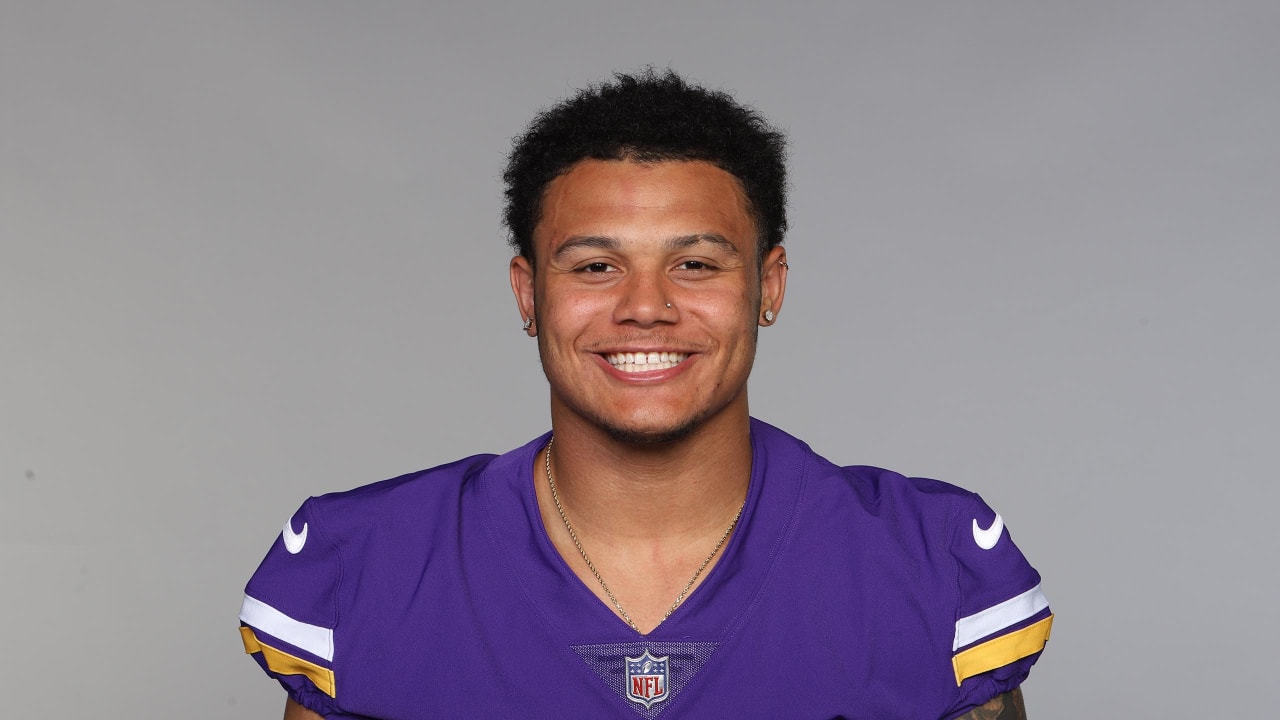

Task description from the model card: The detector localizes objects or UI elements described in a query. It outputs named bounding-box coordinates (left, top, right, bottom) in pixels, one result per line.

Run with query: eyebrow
left=552, top=233, right=741, bottom=261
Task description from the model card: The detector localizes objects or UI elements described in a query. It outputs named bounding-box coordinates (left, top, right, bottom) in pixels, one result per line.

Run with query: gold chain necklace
left=543, top=437, right=744, bottom=633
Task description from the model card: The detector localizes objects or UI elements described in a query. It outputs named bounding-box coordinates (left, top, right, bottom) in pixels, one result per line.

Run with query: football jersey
left=239, top=419, right=1052, bottom=719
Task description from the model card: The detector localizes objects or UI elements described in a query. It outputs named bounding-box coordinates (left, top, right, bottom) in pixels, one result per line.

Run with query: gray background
left=3, top=1, right=1276, bottom=717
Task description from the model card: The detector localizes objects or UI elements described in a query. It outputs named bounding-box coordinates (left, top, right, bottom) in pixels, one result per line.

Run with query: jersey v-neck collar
left=476, top=419, right=810, bottom=645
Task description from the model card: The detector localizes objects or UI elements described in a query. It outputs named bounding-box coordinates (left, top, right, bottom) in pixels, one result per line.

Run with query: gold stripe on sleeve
left=240, top=625, right=337, bottom=697
left=952, top=614, right=1053, bottom=686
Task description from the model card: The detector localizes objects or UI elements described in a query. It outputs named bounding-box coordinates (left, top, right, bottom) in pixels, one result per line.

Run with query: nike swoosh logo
left=972, top=513, right=1003, bottom=550
left=282, top=518, right=308, bottom=554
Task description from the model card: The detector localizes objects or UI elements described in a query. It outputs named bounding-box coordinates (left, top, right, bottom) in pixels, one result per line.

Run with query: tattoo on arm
left=951, top=687, right=1027, bottom=720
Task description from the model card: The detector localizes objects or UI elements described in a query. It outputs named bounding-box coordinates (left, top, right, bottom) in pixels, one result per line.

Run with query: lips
left=604, top=351, right=689, bottom=373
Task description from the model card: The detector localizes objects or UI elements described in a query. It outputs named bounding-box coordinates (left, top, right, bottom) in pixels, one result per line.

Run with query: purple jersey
left=240, top=419, right=1052, bottom=718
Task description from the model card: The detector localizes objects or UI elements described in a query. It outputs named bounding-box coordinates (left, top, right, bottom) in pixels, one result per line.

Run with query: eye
left=675, top=259, right=718, bottom=273
left=580, top=262, right=616, bottom=273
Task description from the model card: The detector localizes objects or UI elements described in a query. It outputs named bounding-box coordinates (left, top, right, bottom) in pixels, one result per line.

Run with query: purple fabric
left=242, top=419, right=1049, bottom=719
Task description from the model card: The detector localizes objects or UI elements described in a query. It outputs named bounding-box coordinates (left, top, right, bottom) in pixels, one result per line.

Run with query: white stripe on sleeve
left=952, top=583, right=1049, bottom=651
left=240, top=594, right=335, bottom=662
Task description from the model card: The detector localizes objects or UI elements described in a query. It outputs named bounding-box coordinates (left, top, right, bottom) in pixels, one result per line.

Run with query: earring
left=665, top=303, right=673, bottom=309
left=763, top=310, right=775, bottom=323
left=778, top=260, right=789, bottom=269
left=522, top=317, right=533, bottom=331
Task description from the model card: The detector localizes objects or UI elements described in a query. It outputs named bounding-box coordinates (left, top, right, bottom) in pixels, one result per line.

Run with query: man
left=239, top=70, right=1051, bottom=719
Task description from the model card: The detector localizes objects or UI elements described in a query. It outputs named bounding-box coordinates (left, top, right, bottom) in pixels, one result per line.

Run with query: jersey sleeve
left=943, top=492, right=1053, bottom=718
left=238, top=498, right=348, bottom=718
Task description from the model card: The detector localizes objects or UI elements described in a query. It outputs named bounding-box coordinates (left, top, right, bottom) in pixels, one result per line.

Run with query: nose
left=613, top=269, right=677, bottom=327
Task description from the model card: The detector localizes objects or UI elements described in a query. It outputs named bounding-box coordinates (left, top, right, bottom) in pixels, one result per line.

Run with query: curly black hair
left=503, top=69, right=787, bottom=264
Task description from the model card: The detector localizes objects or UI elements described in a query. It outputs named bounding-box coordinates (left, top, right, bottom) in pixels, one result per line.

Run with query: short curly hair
left=503, top=69, right=788, bottom=264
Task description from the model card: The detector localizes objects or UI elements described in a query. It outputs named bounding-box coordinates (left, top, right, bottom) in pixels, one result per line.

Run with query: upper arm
left=948, top=493, right=1052, bottom=685
left=240, top=499, right=344, bottom=715
left=284, top=698, right=326, bottom=720
left=934, top=490, right=1051, bottom=717
left=949, top=688, right=1027, bottom=720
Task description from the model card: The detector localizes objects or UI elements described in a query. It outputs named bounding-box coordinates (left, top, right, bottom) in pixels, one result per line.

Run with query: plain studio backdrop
left=2, top=2, right=1276, bottom=717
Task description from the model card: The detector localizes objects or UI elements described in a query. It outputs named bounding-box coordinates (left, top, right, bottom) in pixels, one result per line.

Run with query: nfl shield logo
left=625, top=650, right=670, bottom=709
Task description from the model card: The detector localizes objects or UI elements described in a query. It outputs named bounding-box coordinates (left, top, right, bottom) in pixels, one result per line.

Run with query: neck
left=534, top=403, right=753, bottom=633
left=540, top=404, right=753, bottom=541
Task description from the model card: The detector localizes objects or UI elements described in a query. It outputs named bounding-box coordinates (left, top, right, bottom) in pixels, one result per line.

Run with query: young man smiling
left=240, top=71, right=1052, bottom=719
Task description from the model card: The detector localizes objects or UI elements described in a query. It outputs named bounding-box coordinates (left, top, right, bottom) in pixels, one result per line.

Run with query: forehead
left=533, top=159, right=756, bottom=255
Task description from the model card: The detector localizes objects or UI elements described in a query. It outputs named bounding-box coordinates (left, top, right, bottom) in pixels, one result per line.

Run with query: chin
left=595, top=411, right=706, bottom=446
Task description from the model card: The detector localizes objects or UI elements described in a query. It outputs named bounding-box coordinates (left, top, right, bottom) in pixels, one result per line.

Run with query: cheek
left=566, top=292, right=609, bottom=314
left=555, top=294, right=610, bottom=328
left=688, top=286, right=756, bottom=327
left=540, top=290, right=612, bottom=344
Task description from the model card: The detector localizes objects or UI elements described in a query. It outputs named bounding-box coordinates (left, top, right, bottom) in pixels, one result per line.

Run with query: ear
left=758, top=245, right=788, bottom=326
left=510, top=255, right=537, bottom=336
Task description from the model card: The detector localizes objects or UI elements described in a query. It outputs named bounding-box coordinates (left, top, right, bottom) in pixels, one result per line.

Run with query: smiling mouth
left=605, top=351, right=689, bottom=373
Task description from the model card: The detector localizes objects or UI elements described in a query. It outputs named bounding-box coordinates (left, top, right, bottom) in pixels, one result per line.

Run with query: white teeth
left=606, top=352, right=687, bottom=371
left=616, top=361, right=678, bottom=373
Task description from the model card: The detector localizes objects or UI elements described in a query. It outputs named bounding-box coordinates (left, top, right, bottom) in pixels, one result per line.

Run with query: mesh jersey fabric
left=240, top=418, right=1052, bottom=719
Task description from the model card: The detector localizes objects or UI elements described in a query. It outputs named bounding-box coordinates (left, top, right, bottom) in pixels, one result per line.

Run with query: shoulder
left=753, top=419, right=1053, bottom=713
left=303, top=452, right=500, bottom=543
left=754, top=417, right=982, bottom=534
left=238, top=450, right=499, bottom=616
left=243, top=446, right=521, bottom=610
left=237, top=439, right=543, bottom=715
